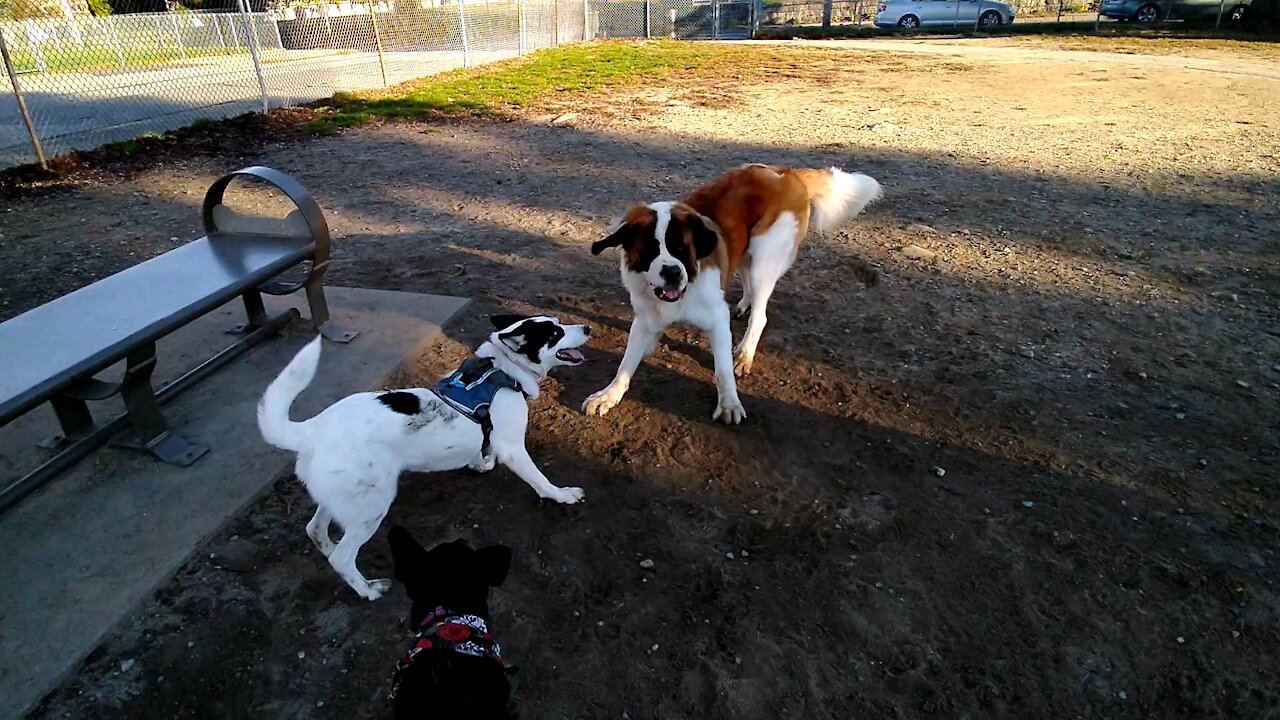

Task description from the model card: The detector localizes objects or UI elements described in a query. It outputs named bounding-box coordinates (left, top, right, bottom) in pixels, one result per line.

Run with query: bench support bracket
left=110, top=343, right=210, bottom=467
left=305, top=262, right=357, bottom=343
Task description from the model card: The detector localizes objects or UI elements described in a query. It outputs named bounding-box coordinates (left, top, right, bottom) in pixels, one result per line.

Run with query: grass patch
left=308, top=41, right=759, bottom=132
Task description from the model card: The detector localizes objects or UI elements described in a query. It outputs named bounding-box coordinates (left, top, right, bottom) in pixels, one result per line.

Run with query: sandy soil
left=7, top=39, right=1279, bottom=719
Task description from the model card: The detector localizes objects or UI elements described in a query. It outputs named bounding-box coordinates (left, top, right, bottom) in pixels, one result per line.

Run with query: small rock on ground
left=900, top=245, right=937, bottom=261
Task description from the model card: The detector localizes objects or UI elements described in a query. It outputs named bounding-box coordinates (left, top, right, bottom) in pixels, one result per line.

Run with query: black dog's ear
left=688, top=212, right=722, bottom=259
left=490, top=314, right=530, bottom=331
left=389, top=525, right=429, bottom=585
left=475, top=545, right=513, bottom=587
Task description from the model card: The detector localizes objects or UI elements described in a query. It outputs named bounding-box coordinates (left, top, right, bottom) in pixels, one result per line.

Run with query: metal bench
left=0, top=166, right=355, bottom=513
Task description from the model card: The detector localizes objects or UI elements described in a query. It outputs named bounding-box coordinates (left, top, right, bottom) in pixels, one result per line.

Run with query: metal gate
left=638, top=0, right=754, bottom=39
left=714, top=0, right=753, bottom=37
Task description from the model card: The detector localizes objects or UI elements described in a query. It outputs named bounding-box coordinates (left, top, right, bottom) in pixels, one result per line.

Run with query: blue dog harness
left=428, top=358, right=523, bottom=457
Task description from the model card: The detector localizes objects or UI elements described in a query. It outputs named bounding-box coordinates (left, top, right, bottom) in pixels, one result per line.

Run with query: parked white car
left=875, top=0, right=1016, bottom=27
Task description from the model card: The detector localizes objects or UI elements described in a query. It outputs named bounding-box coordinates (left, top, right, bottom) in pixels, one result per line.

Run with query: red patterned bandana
left=388, top=607, right=516, bottom=701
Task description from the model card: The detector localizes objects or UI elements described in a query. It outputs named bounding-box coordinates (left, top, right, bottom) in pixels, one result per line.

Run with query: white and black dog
left=258, top=315, right=589, bottom=600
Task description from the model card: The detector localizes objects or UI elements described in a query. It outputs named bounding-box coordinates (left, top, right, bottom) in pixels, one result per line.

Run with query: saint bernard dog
left=584, top=163, right=882, bottom=424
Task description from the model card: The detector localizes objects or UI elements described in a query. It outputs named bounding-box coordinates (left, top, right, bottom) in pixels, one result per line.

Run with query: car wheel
left=979, top=9, right=1002, bottom=24
left=897, top=14, right=921, bottom=28
left=1227, top=3, right=1247, bottom=19
left=1135, top=3, right=1159, bottom=21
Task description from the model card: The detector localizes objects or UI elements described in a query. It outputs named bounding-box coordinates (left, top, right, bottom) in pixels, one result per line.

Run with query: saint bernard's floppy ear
left=592, top=204, right=655, bottom=255
left=685, top=210, right=722, bottom=260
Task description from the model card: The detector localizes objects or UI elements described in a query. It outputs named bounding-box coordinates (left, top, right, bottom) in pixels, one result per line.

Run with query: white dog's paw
left=583, top=387, right=623, bottom=417
left=362, top=578, right=392, bottom=601
left=468, top=455, right=496, bottom=473
left=550, top=486, right=585, bottom=504
left=733, top=351, right=755, bottom=377
left=734, top=298, right=751, bottom=317
left=713, top=395, right=746, bottom=425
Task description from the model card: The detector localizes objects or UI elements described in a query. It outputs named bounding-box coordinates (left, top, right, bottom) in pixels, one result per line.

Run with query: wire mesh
left=0, top=0, right=615, bottom=168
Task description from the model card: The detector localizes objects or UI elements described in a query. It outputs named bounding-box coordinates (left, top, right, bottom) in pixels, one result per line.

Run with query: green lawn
left=310, top=41, right=761, bottom=133
left=11, top=46, right=248, bottom=74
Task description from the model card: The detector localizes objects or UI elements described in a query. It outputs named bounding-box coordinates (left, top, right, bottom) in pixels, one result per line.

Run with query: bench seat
left=0, top=233, right=313, bottom=424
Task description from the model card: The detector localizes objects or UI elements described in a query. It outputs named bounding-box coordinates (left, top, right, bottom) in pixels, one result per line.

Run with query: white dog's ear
left=475, top=545, right=512, bottom=587
left=490, top=314, right=530, bottom=331
left=497, top=325, right=527, bottom=353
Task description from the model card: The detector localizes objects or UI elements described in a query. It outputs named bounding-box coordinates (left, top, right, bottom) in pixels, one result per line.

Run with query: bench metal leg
left=305, top=261, right=357, bottom=343
left=111, top=343, right=209, bottom=467
left=38, top=394, right=96, bottom=450
left=0, top=312, right=298, bottom=514
left=229, top=288, right=270, bottom=335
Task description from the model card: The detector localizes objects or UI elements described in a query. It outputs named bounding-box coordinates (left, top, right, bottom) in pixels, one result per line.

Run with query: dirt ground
left=7, top=38, right=1279, bottom=719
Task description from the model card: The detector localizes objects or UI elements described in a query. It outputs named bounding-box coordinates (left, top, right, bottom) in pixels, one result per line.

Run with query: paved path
left=0, top=48, right=513, bottom=167
left=0, top=287, right=468, bottom=719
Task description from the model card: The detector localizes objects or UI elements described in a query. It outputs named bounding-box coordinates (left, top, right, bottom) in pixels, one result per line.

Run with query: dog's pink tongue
left=562, top=348, right=585, bottom=362
left=661, top=288, right=681, bottom=301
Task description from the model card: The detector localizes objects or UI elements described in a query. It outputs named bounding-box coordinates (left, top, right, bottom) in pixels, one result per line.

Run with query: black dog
left=388, top=526, right=516, bottom=720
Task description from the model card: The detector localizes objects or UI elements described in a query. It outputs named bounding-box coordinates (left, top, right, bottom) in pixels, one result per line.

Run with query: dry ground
left=5, top=38, right=1278, bottom=719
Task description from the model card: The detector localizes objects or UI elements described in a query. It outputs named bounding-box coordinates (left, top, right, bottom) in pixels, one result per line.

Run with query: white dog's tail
left=793, top=167, right=883, bottom=235
left=257, top=336, right=321, bottom=452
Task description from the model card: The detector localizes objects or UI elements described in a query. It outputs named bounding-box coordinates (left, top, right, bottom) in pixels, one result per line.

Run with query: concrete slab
left=0, top=286, right=469, bottom=719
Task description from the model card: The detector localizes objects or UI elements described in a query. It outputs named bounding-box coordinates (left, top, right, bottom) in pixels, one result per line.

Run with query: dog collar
left=388, top=606, right=516, bottom=702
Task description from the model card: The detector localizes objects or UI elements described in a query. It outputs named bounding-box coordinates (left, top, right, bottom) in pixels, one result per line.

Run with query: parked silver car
left=875, top=0, right=1017, bottom=27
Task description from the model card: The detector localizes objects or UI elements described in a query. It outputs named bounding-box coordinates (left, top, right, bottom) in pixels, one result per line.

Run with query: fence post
left=669, top=7, right=676, bottom=37
left=713, top=0, right=720, bottom=37
left=110, top=18, right=126, bottom=67
left=24, top=21, right=47, bottom=73
left=644, top=0, right=651, bottom=37
left=554, top=0, right=560, bottom=45
left=951, top=0, right=961, bottom=27
left=1214, top=0, right=1226, bottom=26
left=821, top=0, right=832, bottom=28
left=457, top=1, right=471, bottom=67
left=170, top=14, right=187, bottom=58
left=1093, top=0, right=1102, bottom=30
left=0, top=30, right=47, bottom=169
left=271, top=10, right=284, bottom=49
left=369, top=5, right=389, bottom=86
left=237, top=0, right=271, bottom=113
left=583, top=0, right=589, bottom=40
left=974, top=0, right=984, bottom=29
left=518, top=0, right=526, bottom=54
left=213, top=11, right=226, bottom=48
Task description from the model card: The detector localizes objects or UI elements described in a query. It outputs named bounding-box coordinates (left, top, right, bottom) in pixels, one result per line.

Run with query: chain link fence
left=0, top=0, right=604, bottom=168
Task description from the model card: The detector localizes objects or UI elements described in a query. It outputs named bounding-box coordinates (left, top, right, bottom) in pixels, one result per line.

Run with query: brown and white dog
left=584, top=164, right=882, bottom=424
